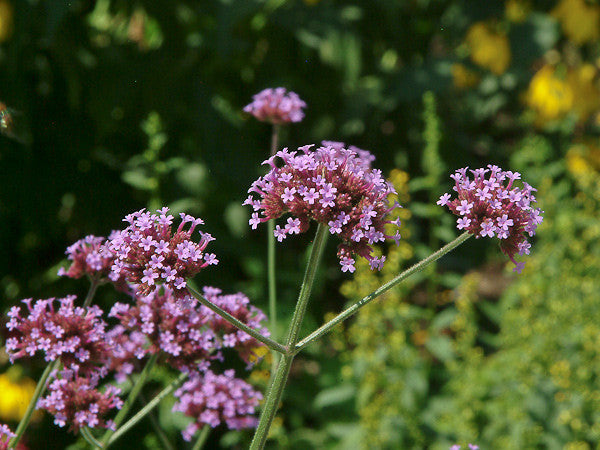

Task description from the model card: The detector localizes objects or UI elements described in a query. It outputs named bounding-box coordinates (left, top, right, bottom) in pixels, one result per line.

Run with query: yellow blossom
left=465, top=22, right=511, bottom=75
left=451, top=63, right=480, bottom=89
left=552, top=0, right=600, bottom=45
left=505, top=0, right=531, bottom=23
left=0, top=368, right=37, bottom=422
left=567, top=64, right=600, bottom=123
left=523, top=65, right=573, bottom=125
left=0, top=0, right=13, bottom=42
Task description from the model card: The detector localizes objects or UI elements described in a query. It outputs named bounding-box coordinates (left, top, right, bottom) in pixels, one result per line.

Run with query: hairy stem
left=268, top=123, right=281, bottom=374
left=191, top=425, right=211, bottom=450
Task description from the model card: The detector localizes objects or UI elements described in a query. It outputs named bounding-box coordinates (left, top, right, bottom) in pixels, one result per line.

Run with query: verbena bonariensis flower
left=450, top=445, right=479, bottom=450
left=106, top=208, right=218, bottom=297
left=437, top=165, right=544, bottom=273
left=244, top=144, right=402, bottom=273
left=57, top=235, right=114, bottom=280
left=109, top=286, right=269, bottom=370
left=199, top=286, right=270, bottom=365
left=172, top=369, right=262, bottom=441
left=37, top=367, right=123, bottom=432
left=0, top=424, right=15, bottom=450
left=5, top=296, right=112, bottom=376
left=109, top=288, right=218, bottom=372
left=243, top=87, right=306, bottom=124
left=103, top=325, right=149, bottom=383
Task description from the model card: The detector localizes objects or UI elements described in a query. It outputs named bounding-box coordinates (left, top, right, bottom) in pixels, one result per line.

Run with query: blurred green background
left=1, top=0, right=599, bottom=448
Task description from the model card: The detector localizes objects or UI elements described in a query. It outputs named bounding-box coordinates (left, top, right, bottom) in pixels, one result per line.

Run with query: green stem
left=186, top=286, right=287, bottom=355
left=105, top=372, right=188, bottom=448
left=191, top=425, right=211, bottom=450
left=268, top=123, right=281, bottom=374
left=81, top=427, right=104, bottom=448
left=250, top=223, right=328, bottom=450
left=139, top=392, right=175, bottom=450
left=294, top=232, right=471, bottom=353
left=83, top=276, right=101, bottom=308
left=8, top=359, right=60, bottom=449
left=99, top=353, right=159, bottom=448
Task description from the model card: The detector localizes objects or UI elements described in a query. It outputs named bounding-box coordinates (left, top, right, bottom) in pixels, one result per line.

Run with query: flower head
left=37, top=367, right=122, bottom=433
left=106, top=208, right=217, bottom=297
left=243, top=87, right=306, bottom=124
left=199, top=286, right=270, bottom=366
left=172, top=369, right=262, bottom=441
left=58, top=235, right=114, bottom=280
left=0, top=424, right=15, bottom=450
left=109, top=286, right=269, bottom=371
left=245, top=143, right=401, bottom=272
left=5, top=296, right=112, bottom=375
left=438, top=165, right=544, bottom=272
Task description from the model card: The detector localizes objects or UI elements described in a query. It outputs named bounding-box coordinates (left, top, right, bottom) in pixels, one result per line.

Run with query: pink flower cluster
left=244, top=87, right=306, bottom=124
left=57, top=235, right=114, bottom=280
left=245, top=143, right=401, bottom=272
left=172, top=369, right=262, bottom=441
left=5, top=296, right=111, bottom=375
left=109, top=286, right=269, bottom=371
left=106, top=208, right=218, bottom=297
left=450, top=445, right=479, bottom=450
left=437, top=165, right=544, bottom=273
left=38, top=368, right=123, bottom=432
left=199, top=286, right=270, bottom=365
left=0, top=424, right=15, bottom=450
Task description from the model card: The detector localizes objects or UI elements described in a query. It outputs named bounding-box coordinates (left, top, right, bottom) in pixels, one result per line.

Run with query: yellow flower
left=523, top=65, right=573, bottom=125
left=451, top=63, right=480, bottom=89
left=0, top=0, right=13, bottom=42
left=465, top=22, right=511, bottom=75
left=567, top=64, right=600, bottom=123
left=0, top=368, right=37, bottom=422
left=552, top=0, right=600, bottom=45
left=505, top=0, right=530, bottom=23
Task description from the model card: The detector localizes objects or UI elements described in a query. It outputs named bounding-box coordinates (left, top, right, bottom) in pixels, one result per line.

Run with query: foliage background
left=0, top=0, right=599, bottom=448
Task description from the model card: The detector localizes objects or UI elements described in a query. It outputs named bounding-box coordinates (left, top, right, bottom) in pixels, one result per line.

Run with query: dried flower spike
left=437, top=165, right=544, bottom=273
left=106, top=208, right=218, bottom=297
left=245, top=143, right=401, bottom=273
left=243, top=87, right=306, bottom=124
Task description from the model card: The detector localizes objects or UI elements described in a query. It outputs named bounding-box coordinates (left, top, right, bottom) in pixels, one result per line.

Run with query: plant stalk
left=294, top=232, right=471, bottom=353
left=191, top=425, right=211, bottom=450
left=105, top=372, right=188, bottom=448
left=268, top=123, right=281, bottom=373
left=250, top=223, right=328, bottom=450
left=99, top=353, right=159, bottom=448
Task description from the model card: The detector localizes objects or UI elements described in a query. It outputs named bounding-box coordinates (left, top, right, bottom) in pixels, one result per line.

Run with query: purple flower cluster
left=244, top=87, right=306, bottom=124
left=106, top=208, right=218, bottom=297
left=172, top=369, right=262, bottom=441
left=58, top=235, right=114, bottom=280
left=109, top=286, right=269, bottom=371
left=5, top=296, right=111, bottom=375
left=450, top=445, right=479, bottom=450
left=37, top=367, right=123, bottom=432
left=109, top=288, right=217, bottom=372
left=437, top=165, right=544, bottom=273
left=0, top=424, right=15, bottom=450
left=245, top=143, right=401, bottom=272
left=199, top=286, right=270, bottom=365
